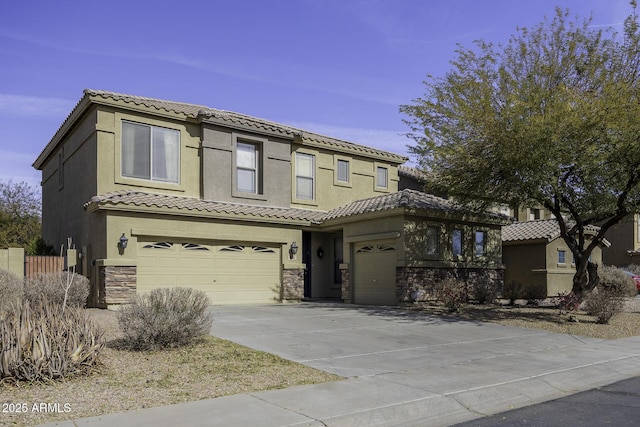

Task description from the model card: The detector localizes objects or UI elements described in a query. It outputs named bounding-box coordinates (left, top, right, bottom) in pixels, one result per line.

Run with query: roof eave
left=86, top=202, right=316, bottom=226
left=33, top=93, right=92, bottom=170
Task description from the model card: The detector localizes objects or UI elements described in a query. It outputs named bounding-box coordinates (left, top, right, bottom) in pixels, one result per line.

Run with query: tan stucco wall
left=102, top=211, right=302, bottom=269
left=0, top=248, right=25, bottom=278
left=201, top=125, right=293, bottom=207
left=291, top=145, right=399, bottom=211
left=95, top=108, right=201, bottom=198
left=504, top=237, right=604, bottom=297
left=339, top=214, right=405, bottom=265
left=40, top=108, right=102, bottom=278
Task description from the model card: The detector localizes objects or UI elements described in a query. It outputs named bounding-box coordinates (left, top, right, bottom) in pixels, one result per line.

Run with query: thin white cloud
left=0, top=30, right=404, bottom=107
left=0, top=94, right=74, bottom=117
left=0, top=150, right=41, bottom=189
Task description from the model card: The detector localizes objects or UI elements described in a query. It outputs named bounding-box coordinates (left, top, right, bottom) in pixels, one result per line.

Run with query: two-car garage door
left=137, top=239, right=280, bottom=304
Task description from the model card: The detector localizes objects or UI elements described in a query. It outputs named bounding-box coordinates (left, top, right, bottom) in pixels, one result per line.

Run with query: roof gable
left=502, top=219, right=609, bottom=246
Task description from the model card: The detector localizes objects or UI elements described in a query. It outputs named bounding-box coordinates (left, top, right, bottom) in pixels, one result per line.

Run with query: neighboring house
left=602, top=214, right=640, bottom=267
left=510, top=205, right=555, bottom=222
left=33, top=89, right=508, bottom=308
left=502, top=220, right=608, bottom=297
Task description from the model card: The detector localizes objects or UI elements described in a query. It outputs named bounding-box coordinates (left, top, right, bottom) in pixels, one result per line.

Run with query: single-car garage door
left=353, top=241, right=398, bottom=305
left=137, top=240, right=281, bottom=304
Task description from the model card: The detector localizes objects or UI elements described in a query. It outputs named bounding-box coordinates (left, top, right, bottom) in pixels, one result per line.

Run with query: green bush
left=24, top=271, right=90, bottom=307
left=503, top=281, right=525, bottom=305
left=471, top=279, right=496, bottom=304
left=117, top=287, right=213, bottom=351
left=26, top=237, right=57, bottom=255
left=435, top=278, right=468, bottom=312
left=0, top=300, right=104, bottom=383
left=0, top=269, right=23, bottom=310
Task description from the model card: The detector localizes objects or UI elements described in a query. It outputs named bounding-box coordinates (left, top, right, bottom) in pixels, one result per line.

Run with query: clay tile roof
left=83, top=89, right=407, bottom=162
left=85, top=189, right=509, bottom=225
left=84, top=191, right=326, bottom=223
left=398, top=165, right=428, bottom=181
left=502, top=219, right=606, bottom=244
left=322, top=189, right=508, bottom=222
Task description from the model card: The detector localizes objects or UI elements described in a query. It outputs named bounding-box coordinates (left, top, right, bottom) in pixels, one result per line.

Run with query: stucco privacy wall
left=290, top=144, right=399, bottom=211
left=0, top=248, right=25, bottom=278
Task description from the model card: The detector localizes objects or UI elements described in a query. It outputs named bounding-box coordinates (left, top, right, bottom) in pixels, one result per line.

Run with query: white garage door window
left=353, top=242, right=397, bottom=305
left=137, top=240, right=280, bottom=304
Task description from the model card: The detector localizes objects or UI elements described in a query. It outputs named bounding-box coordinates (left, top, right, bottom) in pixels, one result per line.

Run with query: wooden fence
left=24, top=256, right=65, bottom=279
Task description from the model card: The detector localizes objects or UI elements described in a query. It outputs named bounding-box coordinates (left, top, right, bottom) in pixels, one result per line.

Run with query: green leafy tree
left=401, top=5, right=640, bottom=300
left=0, top=180, right=42, bottom=250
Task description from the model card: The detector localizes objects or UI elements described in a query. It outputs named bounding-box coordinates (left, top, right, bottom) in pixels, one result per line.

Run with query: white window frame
left=474, top=230, right=487, bottom=258
left=558, top=249, right=567, bottom=265
left=295, top=152, right=315, bottom=201
left=121, top=121, right=180, bottom=184
left=337, top=159, right=350, bottom=183
left=373, top=162, right=391, bottom=192
left=424, top=225, right=442, bottom=259
left=376, top=166, right=388, bottom=189
left=451, top=228, right=464, bottom=260
left=236, top=141, right=259, bottom=194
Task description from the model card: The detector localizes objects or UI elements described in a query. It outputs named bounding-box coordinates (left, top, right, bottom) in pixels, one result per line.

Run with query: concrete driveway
left=45, top=302, right=640, bottom=427
left=209, top=303, right=640, bottom=425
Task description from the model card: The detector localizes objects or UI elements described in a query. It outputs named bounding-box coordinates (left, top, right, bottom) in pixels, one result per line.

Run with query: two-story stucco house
left=33, top=90, right=508, bottom=308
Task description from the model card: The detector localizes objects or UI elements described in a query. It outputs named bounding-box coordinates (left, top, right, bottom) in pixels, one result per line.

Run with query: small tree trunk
left=572, top=259, right=599, bottom=301
left=587, top=261, right=599, bottom=291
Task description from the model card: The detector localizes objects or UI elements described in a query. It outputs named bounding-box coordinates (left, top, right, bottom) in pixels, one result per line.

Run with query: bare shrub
left=0, top=300, right=104, bottom=383
left=0, top=269, right=23, bottom=310
left=435, top=278, right=468, bottom=312
left=584, top=265, right=636, bottom=324
left=24, top=271, right=89, bottom=307
left=598, top=265, right=637, bottom=297
left=117, top=287, right=213, bottom=351
left=624, top=264, right=640, bottom=275
left=584, top=286, right=625, bottom=324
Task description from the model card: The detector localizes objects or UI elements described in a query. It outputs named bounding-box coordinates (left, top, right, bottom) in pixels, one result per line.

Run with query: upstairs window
left=122, top=121, right=179, bottom=183
left=425, top=226, right=441, bottom=257
left=296, top=152, right=315, bottom=200
left=236, top=142, right=260, bottom=193
left=452, top=229, right=463, bottom=259
left=337, top=159, right=350, bottom=183
left=376, top=166, right=388, bottom=189
left=475, top=231, right=487, bottom=257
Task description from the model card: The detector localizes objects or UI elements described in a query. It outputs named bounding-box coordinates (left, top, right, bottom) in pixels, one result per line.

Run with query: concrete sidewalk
left=41, top=303, right=640, bottom=426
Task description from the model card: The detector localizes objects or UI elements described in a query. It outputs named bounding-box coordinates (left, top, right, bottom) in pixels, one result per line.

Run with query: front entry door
left=302, top=231, right=312, bottom=298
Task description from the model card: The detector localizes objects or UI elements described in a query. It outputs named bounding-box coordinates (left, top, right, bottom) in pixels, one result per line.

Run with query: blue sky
left=0, top=0, right=632, bottom=189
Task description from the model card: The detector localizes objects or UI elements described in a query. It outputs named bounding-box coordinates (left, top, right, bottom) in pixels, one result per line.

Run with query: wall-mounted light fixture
left=317, top=246, right=324, bottom=259
left=289, top=241, right=298, bottom=259
left=118, top=233, right=129, bottom=250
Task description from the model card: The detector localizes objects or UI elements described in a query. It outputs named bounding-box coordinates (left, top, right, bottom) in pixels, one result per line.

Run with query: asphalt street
left=454, top=375, right=640, bottom=426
